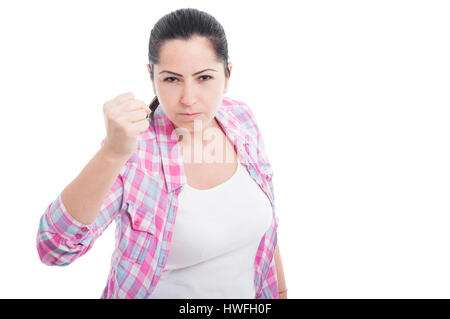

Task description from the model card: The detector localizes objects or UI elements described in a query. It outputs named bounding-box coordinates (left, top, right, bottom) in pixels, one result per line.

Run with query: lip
left=178, top=112, right=202, bottom=119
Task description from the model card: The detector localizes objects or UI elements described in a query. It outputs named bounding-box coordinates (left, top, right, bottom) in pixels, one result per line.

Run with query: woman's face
left=147, top=35, right=232, bottom=135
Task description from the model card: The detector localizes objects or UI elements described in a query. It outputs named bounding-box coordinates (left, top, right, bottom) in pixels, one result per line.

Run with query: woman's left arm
left=274, top=244, right=288, bottom=299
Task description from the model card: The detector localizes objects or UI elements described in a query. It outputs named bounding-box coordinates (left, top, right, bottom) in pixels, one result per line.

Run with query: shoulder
left=221, top=96, right=261, bottom=134
left=223, top=97, right=273, bottom=174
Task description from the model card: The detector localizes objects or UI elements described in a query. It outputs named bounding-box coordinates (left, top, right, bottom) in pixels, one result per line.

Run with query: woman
left=36, top=8, right=287, bottom=299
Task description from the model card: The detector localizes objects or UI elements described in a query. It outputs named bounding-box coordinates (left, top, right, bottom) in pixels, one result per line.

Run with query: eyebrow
left=159, top=68, right=218, bottom=77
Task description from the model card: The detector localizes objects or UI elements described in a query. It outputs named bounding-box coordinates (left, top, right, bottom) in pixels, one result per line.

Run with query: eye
left=199, top=75, right=212, bottom=81
left=164, top=77, right=178, bottom=83
left=163, top=75, right=212, bottom=83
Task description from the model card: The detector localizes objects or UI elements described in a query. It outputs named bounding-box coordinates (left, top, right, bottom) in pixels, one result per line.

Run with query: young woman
left=36, top=8, right=287, bottom=299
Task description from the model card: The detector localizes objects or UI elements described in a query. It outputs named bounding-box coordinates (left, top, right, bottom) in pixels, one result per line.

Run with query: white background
left=0, top=0, right=449, bottom=298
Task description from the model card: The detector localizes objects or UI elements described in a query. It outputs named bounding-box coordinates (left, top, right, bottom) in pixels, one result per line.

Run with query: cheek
left=157, top=84, right=173, bottom=99
left=206, top=79, right=225, bottom=92
left=200, top=85, right=225, bottom=107
left=157, top=87, right=178, bottom=109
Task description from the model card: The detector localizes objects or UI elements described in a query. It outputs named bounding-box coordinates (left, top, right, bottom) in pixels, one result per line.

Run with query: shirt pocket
left=117, top=199, right=157, bottom=264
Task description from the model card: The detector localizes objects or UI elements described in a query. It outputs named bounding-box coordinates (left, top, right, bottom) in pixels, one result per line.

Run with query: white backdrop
left=0, top=0, right=449, bottom=298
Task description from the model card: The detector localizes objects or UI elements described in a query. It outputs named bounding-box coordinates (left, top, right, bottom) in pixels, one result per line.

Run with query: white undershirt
left=149, top=161, right=273, bottom=299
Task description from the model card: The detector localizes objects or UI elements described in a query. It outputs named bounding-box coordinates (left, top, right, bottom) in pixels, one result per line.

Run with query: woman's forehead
left=157, top=36, right=217, bottom=64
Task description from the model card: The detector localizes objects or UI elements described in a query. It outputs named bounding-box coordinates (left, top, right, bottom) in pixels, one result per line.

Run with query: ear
left=147, top=63, right=151, bottom=74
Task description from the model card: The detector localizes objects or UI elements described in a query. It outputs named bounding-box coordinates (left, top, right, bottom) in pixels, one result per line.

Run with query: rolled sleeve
left=45, top=193, right=93, bottom=247
left=37, top=137, right=126, bottom=266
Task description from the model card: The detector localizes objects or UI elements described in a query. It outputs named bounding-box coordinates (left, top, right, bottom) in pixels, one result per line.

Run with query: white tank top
left=149, top=161, right=273, bottom=298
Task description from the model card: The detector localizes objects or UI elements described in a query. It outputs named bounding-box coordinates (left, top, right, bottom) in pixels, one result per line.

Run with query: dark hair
left=147, top=8, right=231, bottom=114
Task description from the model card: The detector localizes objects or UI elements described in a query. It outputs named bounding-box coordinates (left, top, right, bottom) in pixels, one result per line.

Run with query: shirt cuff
left=45, top=192, right=93, bottom=246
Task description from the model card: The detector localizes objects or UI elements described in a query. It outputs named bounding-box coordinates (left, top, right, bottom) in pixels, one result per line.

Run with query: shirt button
left=81, top=227, right=89, bottom=232
left=75, top=233, right=83, bottom=240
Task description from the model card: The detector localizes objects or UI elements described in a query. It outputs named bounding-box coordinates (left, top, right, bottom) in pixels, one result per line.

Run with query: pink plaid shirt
left=36, top=97, right=279, bottom=298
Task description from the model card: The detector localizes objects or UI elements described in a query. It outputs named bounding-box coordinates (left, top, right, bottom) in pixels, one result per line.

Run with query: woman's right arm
left=36, top=144, right=129, bottom=266
left=36, top=92, right=151, bottom=266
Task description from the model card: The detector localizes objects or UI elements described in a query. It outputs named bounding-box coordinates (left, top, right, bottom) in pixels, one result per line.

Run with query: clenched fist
left=102, top=92, right=151, bottom=159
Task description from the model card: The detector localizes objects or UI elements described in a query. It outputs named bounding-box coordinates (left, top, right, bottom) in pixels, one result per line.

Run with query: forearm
left=274, top=244, right=287, bottom=298
left=60, top=146, right=129, bottom=225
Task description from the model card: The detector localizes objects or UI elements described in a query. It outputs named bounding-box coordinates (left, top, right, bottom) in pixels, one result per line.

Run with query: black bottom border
left=1, top=298, right=450, bottom=316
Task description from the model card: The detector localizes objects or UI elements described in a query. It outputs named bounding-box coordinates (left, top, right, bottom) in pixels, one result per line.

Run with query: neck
left=176, top=118, right=223, bottom=148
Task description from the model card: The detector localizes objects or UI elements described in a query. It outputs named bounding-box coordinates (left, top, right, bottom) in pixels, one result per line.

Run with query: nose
left=180, top=81, right=197, bottom=106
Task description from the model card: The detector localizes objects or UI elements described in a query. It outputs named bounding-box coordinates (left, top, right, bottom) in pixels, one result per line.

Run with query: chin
left=174, top=118, right=215, bottom=133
